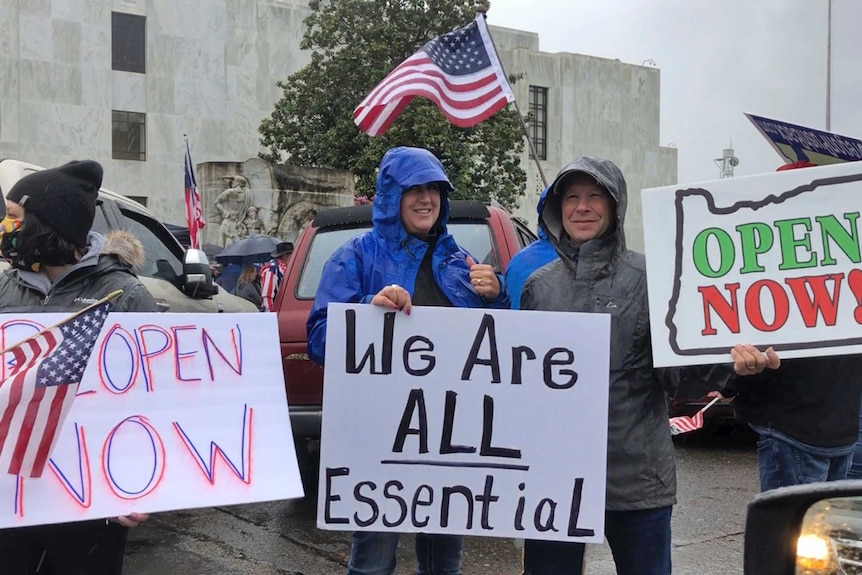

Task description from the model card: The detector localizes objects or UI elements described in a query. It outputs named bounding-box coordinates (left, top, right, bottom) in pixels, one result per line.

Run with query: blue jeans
left=753, top=425, right=854, bottom=492
left=523, top=506, right=673, bottom=575
left=848, top=399, right=862, bottom=479
left=346, top=531, right=463, bottom=575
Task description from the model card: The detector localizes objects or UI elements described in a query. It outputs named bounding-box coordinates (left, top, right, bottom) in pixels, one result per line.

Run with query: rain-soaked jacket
left=504, top=185, right=557, bottom=309
left=521, top=157, right=676, bottom=511
left=0, top=230, right=159, bottom=313
left=307, top=147, right=509, bottom=365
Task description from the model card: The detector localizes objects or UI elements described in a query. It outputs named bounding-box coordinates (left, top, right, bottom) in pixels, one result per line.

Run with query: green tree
left=259, top=0, right=527, bottom=210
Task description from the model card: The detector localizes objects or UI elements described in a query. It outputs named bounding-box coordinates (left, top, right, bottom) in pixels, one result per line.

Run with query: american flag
left=184, top=140, right=205, bottom=249
left=0, top=297, right=115, bottom=478
left=669, top=397, right=721, bottom=435
left=354, top=15, right=515, bottom=136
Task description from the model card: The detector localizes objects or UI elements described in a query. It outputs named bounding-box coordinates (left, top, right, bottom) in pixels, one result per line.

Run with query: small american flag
left=669, top=397, right=721, bottom=435
left=184, top=140, right=205, bottom=249
left=0, top=295, right=117, bottom=478
left=354, top=14, right=515, bottom=136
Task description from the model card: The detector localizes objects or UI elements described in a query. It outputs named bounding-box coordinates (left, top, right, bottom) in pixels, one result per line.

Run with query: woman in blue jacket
left=307, top=146, right=508, bottom=575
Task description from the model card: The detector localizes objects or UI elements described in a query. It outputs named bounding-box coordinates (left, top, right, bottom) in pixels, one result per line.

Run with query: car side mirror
left=181, top=248, right=218, bottom=299
left=744, top=480, right=862, bottom=574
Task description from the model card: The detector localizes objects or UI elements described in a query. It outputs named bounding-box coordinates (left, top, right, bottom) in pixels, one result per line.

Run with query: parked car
left=0, top=158, right=258, bottom=313
left=274, top=200, right=537, bottom=485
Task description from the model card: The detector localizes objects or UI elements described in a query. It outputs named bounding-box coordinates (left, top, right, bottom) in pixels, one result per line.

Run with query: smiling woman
left=400, top=182, right=442, bottom=239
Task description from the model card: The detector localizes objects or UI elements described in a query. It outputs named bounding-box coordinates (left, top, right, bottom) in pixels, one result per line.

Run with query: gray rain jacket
left=522, top=157, right=676, bottom=511
left=0, top=230, right=160, bottom=313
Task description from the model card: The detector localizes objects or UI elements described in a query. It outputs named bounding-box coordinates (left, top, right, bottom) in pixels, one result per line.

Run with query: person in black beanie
left=0, top=160, right=159, bottom=574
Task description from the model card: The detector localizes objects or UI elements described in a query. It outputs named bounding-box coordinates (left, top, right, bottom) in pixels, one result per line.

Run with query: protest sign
left=746, top=113, right=862, bottom=165
left=317, top=304, right=610, bottom=543
left=0, top=312, right=302, bottom=528
left=642, top=161, right=862, bottom=367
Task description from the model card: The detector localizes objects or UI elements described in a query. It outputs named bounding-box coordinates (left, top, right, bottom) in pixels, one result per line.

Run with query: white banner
left=643, top=161, right=862, bottom=366
left=317, top=304, right=610, bottom=543
left=0, top=312, right=302, bottom=528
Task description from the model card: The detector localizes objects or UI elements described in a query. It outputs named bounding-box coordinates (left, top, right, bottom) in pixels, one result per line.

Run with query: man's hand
left=466, top=256, right=500, bottom=299
left=371, top=284, right=412, bottom=314
left=112, top=512, right=149, bottom=528
left=730, top=344, right=780, bottom=376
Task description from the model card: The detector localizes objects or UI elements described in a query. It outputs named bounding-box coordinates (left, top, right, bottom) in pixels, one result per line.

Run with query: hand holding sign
left=731, top=344, right=781, bottom=376
left=371, top=284, right=412, bottom=315
left=466, top=256, right=500, bottom=298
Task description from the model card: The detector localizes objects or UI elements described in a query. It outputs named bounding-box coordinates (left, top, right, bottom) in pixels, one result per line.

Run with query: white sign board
left=642, top=161, right=862, bottom=366
left=317, top=304, right=610, bottom=543
left=0, top=313, right=302, bottom=528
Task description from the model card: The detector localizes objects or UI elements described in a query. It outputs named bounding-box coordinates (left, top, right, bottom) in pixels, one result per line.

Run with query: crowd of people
left=0, top=149, right=857, bottom=575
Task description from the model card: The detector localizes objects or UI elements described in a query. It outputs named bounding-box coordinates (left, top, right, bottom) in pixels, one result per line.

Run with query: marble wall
left=0, top=2, right=676, bottom=253
left=0, top=0, right=312, bottom=226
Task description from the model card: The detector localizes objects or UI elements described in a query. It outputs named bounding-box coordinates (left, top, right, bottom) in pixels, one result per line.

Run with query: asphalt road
left=123, top=427, right=759, bottom=575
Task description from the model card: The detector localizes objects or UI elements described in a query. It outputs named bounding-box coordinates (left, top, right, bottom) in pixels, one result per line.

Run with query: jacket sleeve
left=482, top=272, right=509, bottom=309
left=112, top=279, right=161, bottom=313
left=306, top=243, right=367, bottom=366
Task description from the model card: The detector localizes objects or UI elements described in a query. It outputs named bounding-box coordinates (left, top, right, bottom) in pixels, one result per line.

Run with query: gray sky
left=487, top=0, right=862, bottom=184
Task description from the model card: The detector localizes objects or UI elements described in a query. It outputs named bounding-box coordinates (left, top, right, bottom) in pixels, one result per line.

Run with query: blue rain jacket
left=504, top=185, right=557, bottom=309
left=307, top=147, right=509, bottom=365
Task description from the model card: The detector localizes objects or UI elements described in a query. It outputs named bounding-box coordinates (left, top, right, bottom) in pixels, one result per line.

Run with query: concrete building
left=0, top=0, right=675, bottom=251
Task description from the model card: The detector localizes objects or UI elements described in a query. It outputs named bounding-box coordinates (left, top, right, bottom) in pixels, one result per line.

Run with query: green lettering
left=775, top=218, right=817, bottom=270
left=817, top=213, right=861, bottom=266
left=735, top=222, right=774, bottom=274
left=692, top=228, right=735, bottom=278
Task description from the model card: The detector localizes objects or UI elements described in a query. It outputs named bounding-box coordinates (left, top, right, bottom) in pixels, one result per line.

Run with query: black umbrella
left=215, top=235, right=281, bottom=266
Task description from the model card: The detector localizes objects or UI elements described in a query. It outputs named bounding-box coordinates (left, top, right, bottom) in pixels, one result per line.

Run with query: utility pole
left=826, top=0, right=832, bottom=131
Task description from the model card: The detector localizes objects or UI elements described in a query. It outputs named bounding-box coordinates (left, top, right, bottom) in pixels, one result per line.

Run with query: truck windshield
left=296, top=222, right=497, bottom=299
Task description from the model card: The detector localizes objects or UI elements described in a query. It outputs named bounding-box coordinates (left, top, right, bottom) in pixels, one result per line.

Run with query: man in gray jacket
left=521, top=156, right=675, bottom=575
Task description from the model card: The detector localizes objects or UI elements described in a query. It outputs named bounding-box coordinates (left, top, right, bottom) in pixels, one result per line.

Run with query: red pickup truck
left=273, top=200, right=537, bottom=486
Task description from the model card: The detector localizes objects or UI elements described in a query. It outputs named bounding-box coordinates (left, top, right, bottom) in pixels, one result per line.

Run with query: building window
left=112, top=110, right=146, bottom=161
left=528, top=86, right=548, bottom=161
left=127, top=196, right=148, bottom=207
left=112, top=12, right=146, bottom=73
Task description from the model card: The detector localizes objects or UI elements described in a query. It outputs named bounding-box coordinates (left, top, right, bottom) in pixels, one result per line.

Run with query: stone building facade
left=0, top=0, right=675, bottom=251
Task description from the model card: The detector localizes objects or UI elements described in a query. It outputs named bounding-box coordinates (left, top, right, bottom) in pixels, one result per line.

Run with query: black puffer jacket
left=0, top=230, right=159, bottom=313
left=522, top=157, right=676, bottom=511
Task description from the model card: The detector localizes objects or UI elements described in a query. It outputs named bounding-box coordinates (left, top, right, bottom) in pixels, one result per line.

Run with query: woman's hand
left=730, top=344, right=780, bottom=376
left=466, top=256, right=500, bottom=299
left=371, top=284, right=412, bottom=314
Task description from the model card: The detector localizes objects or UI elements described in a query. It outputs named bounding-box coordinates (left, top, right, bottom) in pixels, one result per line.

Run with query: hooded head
left=540, top=156, right=627, bottom=250
left=372, top=147, right=454, bottom=242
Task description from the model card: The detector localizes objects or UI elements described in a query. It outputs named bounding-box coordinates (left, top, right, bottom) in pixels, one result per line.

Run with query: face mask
left=0, top=217, right=39, bottom=272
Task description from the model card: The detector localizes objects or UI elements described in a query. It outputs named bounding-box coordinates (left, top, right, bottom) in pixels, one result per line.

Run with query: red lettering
left=785, top=274, right=843, bottom=328
left=698, top=283, right=741, bottom=336
left=745, top=280, right=789, bottom=332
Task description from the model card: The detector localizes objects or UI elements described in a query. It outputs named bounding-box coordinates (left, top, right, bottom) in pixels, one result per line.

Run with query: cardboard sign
left=317, top=304, right=610, bottom=543
left=746, top=113, right=862, bottom=165
left=642, top=162, right=862, bottom=367
left=0, top=313, right=302, bottom=528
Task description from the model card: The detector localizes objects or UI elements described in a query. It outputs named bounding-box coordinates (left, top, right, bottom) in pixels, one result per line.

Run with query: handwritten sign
left=317, top=304, right=610, bottom=543
left=642, top=161, right=862, bottom=366
left=0, top=313, right=302, bottom=528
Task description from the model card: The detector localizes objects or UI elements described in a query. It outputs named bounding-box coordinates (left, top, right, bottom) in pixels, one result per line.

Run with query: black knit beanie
left=7, top=160, right=101, bottom=247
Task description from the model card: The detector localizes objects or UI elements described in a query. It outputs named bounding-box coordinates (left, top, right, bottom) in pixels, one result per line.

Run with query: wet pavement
left=124, top=427, right=759, bottom=574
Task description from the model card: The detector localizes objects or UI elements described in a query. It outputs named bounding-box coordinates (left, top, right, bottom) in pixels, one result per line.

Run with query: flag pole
left=475, top=3, right=548, bottom=187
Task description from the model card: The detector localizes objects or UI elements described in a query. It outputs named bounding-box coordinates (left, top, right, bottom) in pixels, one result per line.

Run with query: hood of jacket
left=536, top=185, right=549, bottom=240
left=372, top=147, right=454, bottom=244
left=539, top=156, right=628, bottom=254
